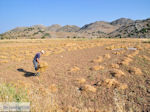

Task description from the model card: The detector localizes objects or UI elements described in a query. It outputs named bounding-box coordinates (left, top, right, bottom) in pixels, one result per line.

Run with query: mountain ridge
left=0, top=17, right=150, bottom=39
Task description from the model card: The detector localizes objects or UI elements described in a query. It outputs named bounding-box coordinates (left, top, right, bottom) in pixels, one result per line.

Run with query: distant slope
left=109, top=18, right=150, bottom=38
left=56, top=25, right=80, bottom=32
left=1, top=17, right=150, bottom=39
left=110, top=18, right=134, bottom=26
left=79, top=21, right=119, bottom=33
left=46, top=24, right=62, bottom=32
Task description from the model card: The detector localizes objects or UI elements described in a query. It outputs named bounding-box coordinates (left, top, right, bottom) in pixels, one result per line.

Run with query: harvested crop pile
left=120, top=57, right=133, bottom=66
left=37, top=62, right=48, bottom=72
left=104, top=54, right=111, bottom=59
left=70, top=66, right=80, bottom=72
left=80, top=84, right=96, bottom=93
left=111, top=64, right=120, bottom=69
left=110, top=69, right=125, bottom=78
left=91, top=56, right=103, bottom=63
left=90, top=65, right=104, bottom=71
left=76, top=78, right=86, bottom=84
left=128, top=67, right=142, bottom=75
left=103, top=79, right=128, bottom=90
left=48, top=84, right=58, bottom=93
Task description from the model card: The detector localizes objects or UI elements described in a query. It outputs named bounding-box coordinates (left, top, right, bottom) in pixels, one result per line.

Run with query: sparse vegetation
left=0, top=38, right=150, bottom=111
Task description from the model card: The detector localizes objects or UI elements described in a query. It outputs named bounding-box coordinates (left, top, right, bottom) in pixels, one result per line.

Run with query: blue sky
left=0, top=0, right=150, bottom=33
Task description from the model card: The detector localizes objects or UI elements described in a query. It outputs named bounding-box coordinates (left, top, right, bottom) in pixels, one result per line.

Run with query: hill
left=110, top=18, right=134, bottom=26
left=0, top=18, right=150, bottom=39
left=79, top=21, right=118, bottom=33
left=56, top=25, right=80, bottom=32
left=109, top=18, right=150, bottom=38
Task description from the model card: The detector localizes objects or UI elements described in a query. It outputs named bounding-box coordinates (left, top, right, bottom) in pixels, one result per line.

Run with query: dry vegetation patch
left=104, top=54, right=111, bottom=59
left=70, top=66, right=80, bottom=72
left=48, top=84, right=58, bottom=93
left=90, top=65, right=104, bottom=71
left=111, top=64, right=120, bottom=69
left=80, top=84, right=97, bottom=93
left=110, top=69, right=125, bottom=78
left=76, top=78, right=86, bottom=84
left=91, top=56, right=103, bottom=63
left=128, top=67, right=142, bottom=75
left=37, top=62, right=48, bottom=72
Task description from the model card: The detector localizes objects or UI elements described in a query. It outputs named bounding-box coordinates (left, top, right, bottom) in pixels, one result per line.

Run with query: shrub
left=0, top=83, right=29, bottom=102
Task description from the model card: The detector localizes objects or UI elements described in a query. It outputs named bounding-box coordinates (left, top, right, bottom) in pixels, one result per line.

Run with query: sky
left=0, top=0, right=150, bottom=33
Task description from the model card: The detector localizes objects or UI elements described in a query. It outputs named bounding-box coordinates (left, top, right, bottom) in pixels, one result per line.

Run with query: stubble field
left=0, top=38, right=150, bottom=112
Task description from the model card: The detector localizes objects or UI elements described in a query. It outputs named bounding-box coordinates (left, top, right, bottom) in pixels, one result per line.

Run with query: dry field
left=0, top=38, right=150, bottom=112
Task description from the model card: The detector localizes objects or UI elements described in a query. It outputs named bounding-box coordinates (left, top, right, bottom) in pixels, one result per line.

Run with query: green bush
left=0, top=83, right=29, bottom=102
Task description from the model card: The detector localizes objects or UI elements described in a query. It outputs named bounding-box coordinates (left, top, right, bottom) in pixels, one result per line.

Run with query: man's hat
left=41, top=50, right=45, bottom=54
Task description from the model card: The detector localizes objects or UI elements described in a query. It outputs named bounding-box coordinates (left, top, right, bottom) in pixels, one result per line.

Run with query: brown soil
left=0, top=39, right=150, bottom=111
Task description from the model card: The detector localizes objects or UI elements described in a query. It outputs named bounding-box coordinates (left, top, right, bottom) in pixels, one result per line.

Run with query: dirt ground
left=0, top=39, right=150, bottom=112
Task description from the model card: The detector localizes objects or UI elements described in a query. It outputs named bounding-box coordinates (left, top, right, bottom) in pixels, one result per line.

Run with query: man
left=33, top=50, right=45, bottom=76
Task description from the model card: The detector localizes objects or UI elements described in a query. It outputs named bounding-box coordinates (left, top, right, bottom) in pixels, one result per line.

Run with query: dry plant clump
left=142, top=55, right=150, bottom=61
left=103, top=79, right=128, bottom=90
left=110, top=69, right=125, bottom=78
left=0, top=56, right=7, bottom=59
left=76, top=78, right=86, bottom=84
left=128, top=67, right=142, bottom=75
left=112, top=52, right=121, bottom=55
left=0, top=60, right=9, bottom=63
left=91, top=56, right=103, bottom=63
left=111, top=64, right=120, bottom=69
left=70, top=66, right=80, bottom=72
left=48, top=84, right=58, bottom=93
left=90, top=65, right=104, bottom=71
left=131, top=50, right=139, bottom=56
left=104, top=79, right=120, bottom=88
left=104, top=54, right=111, bottom=59
left=37, top=62, right=48, bottom=72
left=119, top=57, right=133, bottom=66
left=81, top=84, right=97, bottom=93
left=105, top=45, right=115, bottom=50
left=135, top=45, right=142, bottom=50
left=119, top=83, right=128, bottom=90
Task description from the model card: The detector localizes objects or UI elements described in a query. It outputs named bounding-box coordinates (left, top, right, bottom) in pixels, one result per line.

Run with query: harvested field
left=0, top=38, right=150, bottom=111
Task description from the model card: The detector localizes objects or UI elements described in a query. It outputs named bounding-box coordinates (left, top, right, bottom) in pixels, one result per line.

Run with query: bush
left=0, top=83, right=29, bottom=102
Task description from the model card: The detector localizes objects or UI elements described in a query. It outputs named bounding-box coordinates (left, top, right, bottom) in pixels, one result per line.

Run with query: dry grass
left=90, top=65, right=104, bottom=71
left=0, top=60, right=9, bottom=63
left=70, top=66, right=80, bottom=72
left=110, top=69, right=125, bottom=78
left=0, top=56, right=7, bottom=59
left=128, top=67, right=142, bottom=75
left=81, top=84, right=97, bottom=93
left=104, top=79, right=120, bottom=88
left=103, top=79, right=128, bottom=90
left=37, top=62, right=48, bottom=72
left=104, top=54, right=111, bottom=59
left=119, top=57, right=133, bottom=66
left=48, top=84, right=58, bottom=93
left=111, top=64, right=120, bottom=69
left=91, top=56, right=103, bottom=63
left=76, top=78, right=86, bottom=84
left=142, top=55, right=150, bottom=61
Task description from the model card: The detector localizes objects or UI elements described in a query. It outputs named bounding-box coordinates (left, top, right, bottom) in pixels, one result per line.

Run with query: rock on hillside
left=56, top=25, right=80, bottom=32
left=110, top=18, right=150, bottom=38
left=79, top=21, right=119, bottom=34
left=111, top=18, right=134, bottom=26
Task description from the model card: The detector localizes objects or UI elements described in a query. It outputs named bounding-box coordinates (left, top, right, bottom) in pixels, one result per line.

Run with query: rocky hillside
left=110, top=18, right=134, bottom=26
left=79, top=21, right=118, bottom=33
left=56, top=25, right=80, bottom=32
left=46, top=24, right=62, bottom=32
left=0, top=18, right=150, bottom=39
left=110, top=18, right=150, bottom=38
